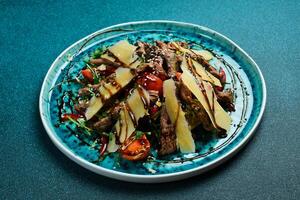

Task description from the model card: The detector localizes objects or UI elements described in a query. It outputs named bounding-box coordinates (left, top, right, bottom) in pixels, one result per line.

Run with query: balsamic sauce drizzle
left=102, top=84, right=113, bottom=96
left=118, top=86, right=150, bottom=140
left=149, top=42, right=249, bottom=164
left=51, top=31, right=249, bottom=165
left=125, top=102, right=137, bottom=127
left=185, top=54, right=220, bottom=129
left=137, top=86, right=149, bottom=109
left=51, top=28, right=141, bottom=162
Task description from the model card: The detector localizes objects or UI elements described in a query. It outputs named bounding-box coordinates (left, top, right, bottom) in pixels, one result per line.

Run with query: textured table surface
left=1, top=0, right=299, bottom=199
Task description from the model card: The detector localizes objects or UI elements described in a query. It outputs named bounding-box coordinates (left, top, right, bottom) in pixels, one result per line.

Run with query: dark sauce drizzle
left=118, top=86, right=149, bottom=138
left=137, top=86, right=149, bottom=109
left=185, top=54, right=220, bottom=129
left=51, top=29, right=138, bottom=161
left=102, top=84, right=113, bottom=96
left=148, top=41, right=249, bottom=164
left=111, top=79, right=122, bottom=90
left=123, top=105, right=129, bottom=140
left=125, top=102, right=137, bottom=127
left=51, top=31, right=248, bottom=165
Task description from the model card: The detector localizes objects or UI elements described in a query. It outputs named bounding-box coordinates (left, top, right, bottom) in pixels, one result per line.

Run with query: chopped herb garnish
left=66, top=116, right=92, bottom=135
left=135, top=131, right=146, bottom=139
left=55, top=39, right=234, bottom=164
left=92, top=48, right=104, bottom=59
left=108, top=132, right=114, bottom=141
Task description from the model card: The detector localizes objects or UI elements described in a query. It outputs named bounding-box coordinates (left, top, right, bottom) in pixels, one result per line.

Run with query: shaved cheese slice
left=181, top=58, right=231, bottom=131
left=127, top=88, right=149, bottom=121
left=101, top=53, right=115, bottom=62
left=129, top=59, right=141, bottom=69
left=98, top=83, right=117, bottom=99
left=108, top=40, right=137, bottom=66
left=181, top=55, right=221, bottom=87
left=85, top=67, right=134, bottom=120
left=163, top=79, right=195, bottom=153
left=214, top=98, right=231, bottom=131
left=191, top=60, right=222, bottom=87
left=202, top=81, right=214, bottom=109
left=181, top=70, right=217, bottom=129
left=115, top=87, right=149, bottom=143
left=115, top=67, right=134, bottom=87
left=171, top=42, right=190, bottom=54
left=180, top=55, right=191, bottom=74
left=85, top=96, right=103, bottom=121
left=180, top=56, right=217, bottom=128
left=172, top=42, right=214, bottom=61
left=180, top=50, right=221, bottom=87
left=202, top=81, right=231, bottom=131
left=192, top=50, right=214, bottom=60
left=116, top=107, right=136, bottom=143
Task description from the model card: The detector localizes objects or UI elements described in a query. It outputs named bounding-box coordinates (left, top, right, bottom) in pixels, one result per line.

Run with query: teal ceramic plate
left=39, top=21, right=266, bottom=183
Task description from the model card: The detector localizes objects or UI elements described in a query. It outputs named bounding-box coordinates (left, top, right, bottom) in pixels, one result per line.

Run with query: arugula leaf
left=92, top=49, right=103, bottom=59
left=135, top=131, right=151, bottom=139
left=67, top=116, right=92, bottom=135
left=135, top=131, right=144, bottom=139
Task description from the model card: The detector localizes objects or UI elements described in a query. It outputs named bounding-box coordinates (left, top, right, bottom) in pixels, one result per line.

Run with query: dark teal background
left=1, top=0, right=299, bottom=199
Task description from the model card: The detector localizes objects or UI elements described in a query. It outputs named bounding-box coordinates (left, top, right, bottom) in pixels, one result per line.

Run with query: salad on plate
left=57, top=39, right=235, bottom=162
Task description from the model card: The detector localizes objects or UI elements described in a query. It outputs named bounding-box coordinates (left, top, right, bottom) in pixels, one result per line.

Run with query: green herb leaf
left=135, top=131, right=149, bottom=139
left=92, top=49, right=103, bottom=59
left=108, top=132, right=114, bottom=141
left=66, top=116, right=92, bottom=135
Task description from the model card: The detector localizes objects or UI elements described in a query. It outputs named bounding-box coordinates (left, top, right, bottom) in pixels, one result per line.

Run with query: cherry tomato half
left=156, top=72, right=167, bottom=81
left=120, top=134, right=150, bottom=161
left=81, top=69, right=94, bottom=83
left=137, top=74, right=163, bottom=95
left=61, top=113, right=82, bottom=122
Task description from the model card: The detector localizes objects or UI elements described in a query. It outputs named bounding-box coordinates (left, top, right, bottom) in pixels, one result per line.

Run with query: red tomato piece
left=120, top=134, right=150, bottom=161
left=61, top=113, right=82, bottom=121
left=138, top=74, right=163, bottom=95
left=81, top=69, right=94, bottom=83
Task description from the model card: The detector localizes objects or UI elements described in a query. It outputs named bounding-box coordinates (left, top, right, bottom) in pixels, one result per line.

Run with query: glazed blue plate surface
left=39, top=21, right=266, bottom=183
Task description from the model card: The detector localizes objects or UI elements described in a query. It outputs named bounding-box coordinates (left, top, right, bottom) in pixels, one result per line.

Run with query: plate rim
left=39, top=20, right=267, bottom=183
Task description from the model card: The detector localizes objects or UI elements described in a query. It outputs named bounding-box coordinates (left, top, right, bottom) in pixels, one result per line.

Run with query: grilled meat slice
left=179, top=82, right=215, bottom=131
left=158, top=105, right=177, bottom=156
left=215, top=89, right=235, bottom=111
left=156, top=41, right=180, bottom=78
left=89, top=58, right=122, bottom=68
left=93, top=117, right=113, bottom=132
left=136, top=42, right=168, bottom=79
